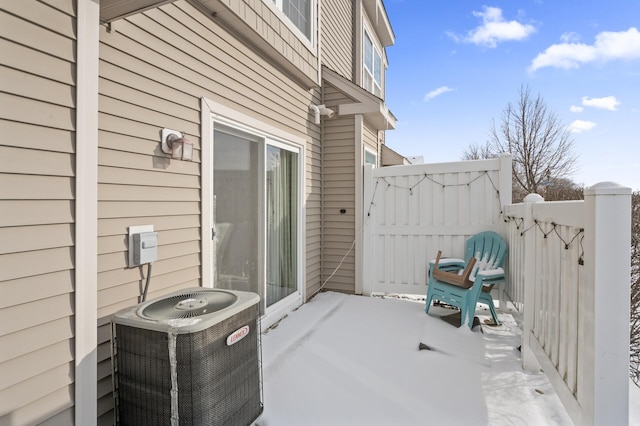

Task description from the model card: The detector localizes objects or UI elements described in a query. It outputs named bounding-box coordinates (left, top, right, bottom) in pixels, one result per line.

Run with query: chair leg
left=425, top=294, right=437, bottom=314
left=479, top=291, right=501, bottom=325
left=487, top=300, right=500, bottom=326
left=460, top=301, right=470, bottom=328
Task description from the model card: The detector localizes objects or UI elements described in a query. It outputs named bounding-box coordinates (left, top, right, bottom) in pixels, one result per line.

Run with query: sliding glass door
left=213, top=124, right=300, bottom=311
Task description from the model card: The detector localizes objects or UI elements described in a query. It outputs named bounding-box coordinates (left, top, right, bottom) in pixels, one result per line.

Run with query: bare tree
left=491, top=85, right=578, bottom=196
left=540, top=177, right=585, bottom=201
left=464, top=85, right=579, bottom=202
left=630, top=191, right=640, bottom=385
left=462, top=142, right=493, bottom=161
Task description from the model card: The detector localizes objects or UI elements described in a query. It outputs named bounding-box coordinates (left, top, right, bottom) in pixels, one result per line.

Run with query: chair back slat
left=465, top=231, right=507, bottom=278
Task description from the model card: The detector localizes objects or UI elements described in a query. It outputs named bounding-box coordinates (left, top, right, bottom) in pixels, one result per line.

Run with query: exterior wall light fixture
left=161, top=128, right=193, bottom=161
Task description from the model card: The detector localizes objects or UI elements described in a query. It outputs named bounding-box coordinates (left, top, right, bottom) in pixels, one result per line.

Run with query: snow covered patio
left=258, top=291, right=578, bottom=425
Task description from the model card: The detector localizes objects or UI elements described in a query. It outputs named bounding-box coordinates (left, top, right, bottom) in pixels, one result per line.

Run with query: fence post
left=581, top=182, right=631, bottom=425
left=498, top=153, right=513, bottom=207
left=362, top=165, right=374, bottom=296
left=498, top=154, right=513, bottom=310
left=522, top=193, right=544, bottom=372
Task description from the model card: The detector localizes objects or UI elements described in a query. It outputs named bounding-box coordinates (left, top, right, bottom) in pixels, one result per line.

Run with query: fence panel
left=363, top=155, right=511, bottom=296
left=363, top=159, right=631, bottom=425
left=512, top=189, right=630, bottom=426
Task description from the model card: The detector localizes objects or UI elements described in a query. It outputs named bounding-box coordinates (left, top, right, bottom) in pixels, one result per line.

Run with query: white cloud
left=424, top=86, right=454, bottom=101
left=568, top=120, right=596, bottom=133
left=570, top=105, right=584, bottom=113
left=581, top=96, right=620, bottom=111
left=560, top=32, right=581, bottom=43
left=448, top=6, right=536, bottom=48
left=530, top=27, right=640, bottom=71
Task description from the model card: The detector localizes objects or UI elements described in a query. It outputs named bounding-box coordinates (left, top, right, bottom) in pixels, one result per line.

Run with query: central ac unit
left=111, top=288, right=263, bottom=426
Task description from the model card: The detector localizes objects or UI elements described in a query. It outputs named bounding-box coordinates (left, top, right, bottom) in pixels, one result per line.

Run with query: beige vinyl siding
left=321, top=84, right=357, bottom=293
left=96, top=2, right=321, bottom=421
left=0, top=0, right=76, bottom=424
left=306, top=119, right=323, bottom=298
left=381, top=144, right=406, bottom=166
left=321, top=0, right=353, bottom=79
left=363, top=121, right=379, bottom=161
left=209, top=0, right=318, bottom=86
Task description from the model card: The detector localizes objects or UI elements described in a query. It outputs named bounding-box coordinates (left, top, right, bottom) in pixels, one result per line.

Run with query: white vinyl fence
left=505, top=185, right=631, bottom=426
left=362, top=155, right=632, bottom=425
left=362, top=154, right=512, bottom=296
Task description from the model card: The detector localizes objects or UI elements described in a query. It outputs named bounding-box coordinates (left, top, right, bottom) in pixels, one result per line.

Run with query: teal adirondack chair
left=425, top=231, right=507, bottom=328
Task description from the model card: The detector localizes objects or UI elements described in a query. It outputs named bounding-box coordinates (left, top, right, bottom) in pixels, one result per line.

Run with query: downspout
left=309, top=104, right=321, bottom=125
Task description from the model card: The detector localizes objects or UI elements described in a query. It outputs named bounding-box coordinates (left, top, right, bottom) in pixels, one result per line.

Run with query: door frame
left=200, top=97, right=306, bottom=327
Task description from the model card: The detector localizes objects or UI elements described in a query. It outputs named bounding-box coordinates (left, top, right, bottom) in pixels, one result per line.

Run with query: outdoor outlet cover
left=128, top=225, right=154, bottom=267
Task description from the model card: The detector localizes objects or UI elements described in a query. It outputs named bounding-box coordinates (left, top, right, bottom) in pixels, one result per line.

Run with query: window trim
left=364, top=147, right=378, bottom=168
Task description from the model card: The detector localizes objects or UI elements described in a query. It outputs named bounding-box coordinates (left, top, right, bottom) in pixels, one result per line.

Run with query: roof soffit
left=100, top=0, right=176, bottom=22
left=323, top=68, right=396, bottom=130
left=362, top=0, right=395, bottom=47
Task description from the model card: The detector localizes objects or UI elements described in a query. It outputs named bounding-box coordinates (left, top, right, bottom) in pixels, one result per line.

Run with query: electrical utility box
left=132, top=232, right=158, bottom=266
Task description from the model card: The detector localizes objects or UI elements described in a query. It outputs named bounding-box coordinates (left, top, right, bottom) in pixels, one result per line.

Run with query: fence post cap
left=524, top=193, right=544, bottom=203
left=585, top=181, right=632, bottom=196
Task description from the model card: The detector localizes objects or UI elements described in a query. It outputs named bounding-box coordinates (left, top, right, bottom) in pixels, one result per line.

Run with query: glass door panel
left=265, top=145, right=298, bottom=307
left=213, top=122, right=300, bottom=312
left=213, top=128, right=261, bottom=297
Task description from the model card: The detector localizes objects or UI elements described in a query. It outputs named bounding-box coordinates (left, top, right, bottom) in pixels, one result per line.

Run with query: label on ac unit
left=226, top=325, right=250, bottom=346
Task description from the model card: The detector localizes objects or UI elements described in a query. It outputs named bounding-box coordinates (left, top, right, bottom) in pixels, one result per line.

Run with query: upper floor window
left=363, top=30, right=382, bottom=97
left=274, top=0, right=312, bottom=40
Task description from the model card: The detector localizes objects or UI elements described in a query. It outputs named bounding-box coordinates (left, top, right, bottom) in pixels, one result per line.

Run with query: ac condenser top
left=112, top=287, right=260, bottom=332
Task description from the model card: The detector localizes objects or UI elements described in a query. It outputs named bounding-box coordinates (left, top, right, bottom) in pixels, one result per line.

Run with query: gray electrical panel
left=132, top=232, right=158, bottom=265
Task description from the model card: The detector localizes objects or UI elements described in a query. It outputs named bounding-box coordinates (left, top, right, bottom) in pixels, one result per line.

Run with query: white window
left=364, top=148, right=377, bottom=167
left=363, top=30, right=382, bottom=97
left=274, top=0, right=312, bottom=40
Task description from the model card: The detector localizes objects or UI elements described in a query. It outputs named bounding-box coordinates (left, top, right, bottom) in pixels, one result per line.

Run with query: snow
left=258, top=291, right=640, bottom=425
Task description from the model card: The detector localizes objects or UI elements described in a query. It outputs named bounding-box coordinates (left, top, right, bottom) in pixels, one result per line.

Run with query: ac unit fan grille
left=140, top=290, right=237, bottom=319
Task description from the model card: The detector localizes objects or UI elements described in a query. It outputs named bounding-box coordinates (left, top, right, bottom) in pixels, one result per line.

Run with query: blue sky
left=383, top=1, right=640, bottom=190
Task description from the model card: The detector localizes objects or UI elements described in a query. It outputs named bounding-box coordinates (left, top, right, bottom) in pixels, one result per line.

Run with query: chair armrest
left=428, top=258, right=465, bottom=268
left=473, top=268, right=505, bottom=285
left=476, top=267, right=504, bottom=279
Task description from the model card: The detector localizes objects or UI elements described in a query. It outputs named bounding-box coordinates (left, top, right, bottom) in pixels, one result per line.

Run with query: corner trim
left=354, top=115, right=364, bottom=294
left=75, top=0, right=100, bottom=422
